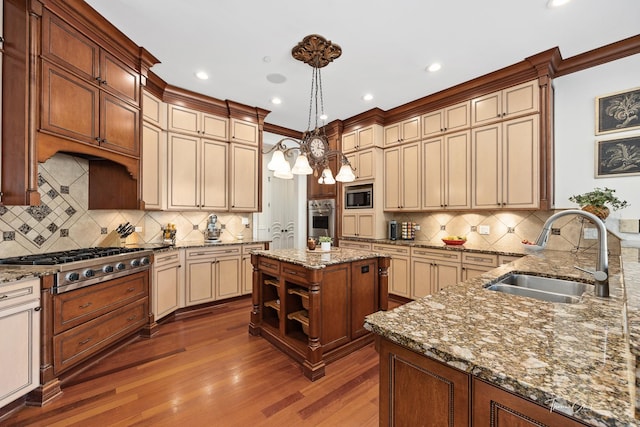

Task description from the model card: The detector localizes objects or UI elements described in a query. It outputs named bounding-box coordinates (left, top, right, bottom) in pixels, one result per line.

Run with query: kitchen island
left=249, top=248, right=390, bottom=380
left=365, top=248, right=638, bottom=426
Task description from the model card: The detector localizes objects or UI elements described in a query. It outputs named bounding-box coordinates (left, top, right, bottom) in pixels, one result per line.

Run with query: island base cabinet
left=472, top=379, right=588, bottom=427
left=379, top=337, right=470, bottom=427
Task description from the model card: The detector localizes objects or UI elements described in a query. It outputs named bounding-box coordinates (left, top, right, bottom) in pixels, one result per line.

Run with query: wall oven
left=308, top=199, right=335, bottom=240
left=345, top=184, right=373, bottom=209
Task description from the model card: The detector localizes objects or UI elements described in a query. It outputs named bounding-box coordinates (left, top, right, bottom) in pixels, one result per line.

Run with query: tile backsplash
left=0, top=154, right=252, bottom=258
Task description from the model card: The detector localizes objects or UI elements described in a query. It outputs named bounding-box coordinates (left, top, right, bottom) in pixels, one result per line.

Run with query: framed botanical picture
left=595, top=86, right=640, bottom=135
left=595, top=135, right=640, bottom=177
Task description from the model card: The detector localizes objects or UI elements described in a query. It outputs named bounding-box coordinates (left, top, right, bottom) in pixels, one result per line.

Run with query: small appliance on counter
left=388, top=220, right=398, bottom=240
left=204, top=214, right=221, bottom=242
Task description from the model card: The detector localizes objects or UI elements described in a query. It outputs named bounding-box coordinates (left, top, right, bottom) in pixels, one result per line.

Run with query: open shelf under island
left=248, top=248, right=390, bottom=381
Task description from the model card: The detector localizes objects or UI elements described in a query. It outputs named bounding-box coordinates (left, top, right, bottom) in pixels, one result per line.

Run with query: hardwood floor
left=4, top=297, right=401, bottom=427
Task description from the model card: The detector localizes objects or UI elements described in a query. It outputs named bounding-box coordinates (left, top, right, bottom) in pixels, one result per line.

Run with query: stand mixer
left=204, top=214, right=221, bottom=242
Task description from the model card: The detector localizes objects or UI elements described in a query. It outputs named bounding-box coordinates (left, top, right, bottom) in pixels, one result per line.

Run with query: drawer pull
left=126, top=287, right=136, bottom=292
left=262, top=262, right=277, bottom=269
left=79, top=302, right=93, bottom=309
left=79, top=337, right=92, bottom=345
left=284, top=269, right=302, bottom=276
left=127, top=315, right=137, bottom=321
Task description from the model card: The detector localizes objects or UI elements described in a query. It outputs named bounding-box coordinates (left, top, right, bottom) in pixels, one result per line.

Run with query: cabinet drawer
left=281, top=263, right=309, bottom=283
left=186, top=246, right=241, bottom=259
left=53, top=298, right=147, bottom=374
left=0, top=278, right=40, bottom=309
left=340, top=241, right=372, bottom=251
left=372, top=244, right=410, bottom=256
left=154, top=250, right=181, bottom=267
left=499, top=254, right=523, bottom=266
left=54, top=271, right=148, bottom=334
left=257, top=257, right=280, bottom=275
left=461, top=253, right=498, bottom=268
left=242, top=244, right=265, bottom=254
left=411, top=248, right=462, bottom=262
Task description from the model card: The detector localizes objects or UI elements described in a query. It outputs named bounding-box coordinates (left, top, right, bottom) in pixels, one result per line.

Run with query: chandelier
left=264, top=35, right=356, bottom=184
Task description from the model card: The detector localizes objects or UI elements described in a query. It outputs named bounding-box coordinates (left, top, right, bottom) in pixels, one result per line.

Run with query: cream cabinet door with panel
left=342, top=211, right=375, bottom=238
left=201, top=139, right=228, bottom=210
left=384, top=142, right=420, bottom=211
left=342, top=125, right=381, bottom=153
left=471, top=80, right=538, bottom=127
left=242, top=244, right=265, bottom=294
left=472, top=115, right=539, bottom=209
left=185, top=258, right=215, bottom=305
left=142, top=90, right=166, bottom=129
left=0, top=278, right=40, bottom=408
left=167, top=104, right=228, bottom=140
left=142, top=122, right=166, bottom=210
left=410, top=248, right=461, bottom=299
left=230, top=118, right=258, bottom=145
left=346, top=148, right=380, bottom=181
left=373, top=244, right=411, bottom=298
left=461, top=253, right=498, bottom=281
left=383, top=116, right=421, bottom=147
left=230, top=143, right=259, bottom=211
left=421, top=101, right=471, bottom=138
left=153, top=250, right=183, bottom=321
left=215, top=256, right=242, bottom=300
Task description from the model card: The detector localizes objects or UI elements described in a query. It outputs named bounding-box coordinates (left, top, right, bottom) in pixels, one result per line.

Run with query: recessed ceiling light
left=266, top=73, right=287, bottom=84
left=426, top=63, right=442, bottom=72
left=271, top=97, right=282, bottom=105
left=195, top=71, right=209, bottom=80
left=547, top=0, right=571, bottom=8
left=319, top=114, right=328, bottom=121
left=362, top=93, right=374, bottom=101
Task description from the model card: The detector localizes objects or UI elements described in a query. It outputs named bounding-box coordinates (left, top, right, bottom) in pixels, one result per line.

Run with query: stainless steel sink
left=485, top=273, right=592, bottom=303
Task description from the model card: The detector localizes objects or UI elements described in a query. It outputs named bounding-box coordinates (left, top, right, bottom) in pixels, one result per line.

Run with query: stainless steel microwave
left=345, top=184, right=373, bottom=209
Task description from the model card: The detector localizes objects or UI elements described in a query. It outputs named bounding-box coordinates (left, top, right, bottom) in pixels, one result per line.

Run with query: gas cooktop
left=0, top=247, right=147, bottom=265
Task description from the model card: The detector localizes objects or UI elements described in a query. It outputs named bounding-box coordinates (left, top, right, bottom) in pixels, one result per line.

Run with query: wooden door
left=142, top=123, right=165, bottom=210
left=389, top=255, right=410, bottom=298
left=201, top=139, right=228, bottom=210
left=342, top=212, right=357, bottom=237
left=421, top=137, right=443, bottom=210
left=411, top=257, right=433, bottom=299
left=350, top=259, right=378, bottom=339
left=154, top=261, right=180, bottom=320
left=400, top=142, right=421, bottom=210
left=215, top=256, right=241, bottom=300
left=230, top=143, right=258, bottom=211
left=383, top=123, right=401, bottom=146
left=201, top=113, right=228, bottom=140
left=444, top=101, right=471, bottom=132
left=421, top=109, right=443, bottom=138
left=185, top=259, right=214, bottom=305
left=472, top=123, right=502, bottom=209
left=356, top=213, right=375, bottom=238
left=503, top=80, right=539, bottom=119
left=472, top=89, right=502, bottom=126
left=443, top=131, right=470, bottom=209
left=99, top=51, right=139, bottom=104
left=502, top=115, right=539, bottom=208
left=356, top=149, right=375, bottom=180
left=383, top=147, right=400, bottom=210
left=342, top=130, right=357, bottom=152
left=401, top=117, right=421, bottom=143
left=462, top=264, right=492, bottom=281
left=167, top=105, right=200, bottom=136
left=434, top=261, right=462, bottom=292
left=230, top=119, right=258, bottom=145
left=100, top=92, right=140, bottom=156
left=357, top=126, right=375, bottom=149
left=167, top=133, right=200, bottom=210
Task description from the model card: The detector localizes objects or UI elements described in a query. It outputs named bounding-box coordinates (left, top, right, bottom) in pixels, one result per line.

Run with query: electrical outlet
left=584, top=228, right=598, bottom=239
left=470, top=226, right=477, bottom=232
left=241, top=217, right=250, bottom=225
left=507, top=227, right=515, bottom=234
left=414, top=224, right=420, bottom=231
left=440, top=225, right=446, bottom=231
left=134, top=226, right=142, bottom=232
left=478, top=225, right=490, bottom=235
left=551, top=228, right=561, bottom=235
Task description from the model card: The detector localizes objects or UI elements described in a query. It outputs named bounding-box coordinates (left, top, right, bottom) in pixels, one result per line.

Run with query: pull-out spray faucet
left=534, top=209, right=609, bottom=297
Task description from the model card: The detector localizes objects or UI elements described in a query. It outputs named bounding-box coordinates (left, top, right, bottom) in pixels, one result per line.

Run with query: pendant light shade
left=291, top=153, right=313, bottom=175
left=335, top=163, right=356, bottom=182
left=274, top=161, right=293, bottom=179
left=319, top=167, right=335, bottom=185
left=267, top=149, right=287, bottom=171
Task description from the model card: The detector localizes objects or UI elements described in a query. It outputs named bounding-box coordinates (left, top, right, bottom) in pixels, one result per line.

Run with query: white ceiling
left=86, top=0, right=640, bottom=133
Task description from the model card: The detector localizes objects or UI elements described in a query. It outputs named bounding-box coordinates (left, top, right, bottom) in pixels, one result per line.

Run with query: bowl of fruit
left=442, top=236, right=467, bottom=246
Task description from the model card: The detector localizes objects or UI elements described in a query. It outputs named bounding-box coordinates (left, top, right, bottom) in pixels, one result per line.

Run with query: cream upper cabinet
left=230, top=118, right=258, bottom=145
left=471, top=80, right=539, bottom=127
left=168, top=104, right=229, bottom=140
left=383, top=116, right=421, bottom=147
left=345, top=147, right=381, bottom=181
left=383, top=142, right=421, bottom=211
left=421, top=101, right=471, bottom=138
left=141, top=122, right=166, bottom=210
left=342, top=211, right=375, bottom=238
left=421, top=131, right=471, bottom=210
left=472, top=115, right=539, bottom=209
left=142, top=90, right=166, bottom=129
left=230, top=143, right=259, bottom=211
left=342, top=125, right=382, bottom=152
left=167, top=133, right=228, bottom=210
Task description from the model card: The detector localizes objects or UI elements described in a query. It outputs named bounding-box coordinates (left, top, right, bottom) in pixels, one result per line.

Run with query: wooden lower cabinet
left=379, top=337, right=470, bottom=427
left=378, top=337, right=589, bottom=427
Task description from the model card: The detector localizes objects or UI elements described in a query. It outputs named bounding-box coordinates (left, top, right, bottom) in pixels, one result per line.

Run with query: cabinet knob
left=95, top=76, right=102, bottom=83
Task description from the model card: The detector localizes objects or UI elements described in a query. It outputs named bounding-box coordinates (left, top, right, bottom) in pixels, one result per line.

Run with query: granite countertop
left=365, top=249, right=637, bottom=426
left=252, top=247, right=389, bottom=269
left=0, top=265, right=58, bottom=285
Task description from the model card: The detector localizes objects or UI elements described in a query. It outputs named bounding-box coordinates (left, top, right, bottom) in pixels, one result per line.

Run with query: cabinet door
left=230, top=119, right=258, bottom=145
left=443, top=131, right=470, bottom=210
left=389, top=255, right=410, bottom=298
left=351, top=259, right=378, bottom=339
left=445, top=101, right=471, bottom=132
left=201, top=139, right=228, bottom=210
left=99, top=51, right=139, bottom=104
left=400, top=142, right=421, bottom=210
left=356, top=213, right=375, bottom=238
left=41, top=62, right=99, bottom=145
left=167, top=105, right=200, bottom=136
left=461, top=264, right=492, bottom=281
left=154, top=261, right=180, bottom=320
left=383, top=147, right=401, bottom=210
left=215, top=256, right=241, bottom=299
left=503, top=80, right=538, bottom=119
left=434, top=261, right=461, bottom=291
left=167, top=133, right=200, bottom=210
left=502, top=115, right=539, bottom=208
left=357, top=126, right=375, bottom=149
left=379, top=338, right=470, bottom=427
left=355, top=149, right=375, bottom=180
left=202, top=113, right=228, bottom=141
left=411, top=257, right=434, bottom=299
left=142, top=91, right=165, bottom=128
left=230, top=143, right=258, bottom=211
left=142, top=123, right=165, bottom=210
left=472, top=123, right=502, bottom=209
left=186, top=259, right=214, bottom=305
left=342, top=213, right=358, bottom=237
left=342, top=130, right=357, bottom=152
left=383, top=123, right=401, bottom=146
left=422, top=137, right=444, bottom=210
left=401, top=117, right=421, bottom=143
left=472, top=90, right=502, bottom=126
left=100, top=92, right=140, bottom=156
left=421, top=109, right=443, bottom=138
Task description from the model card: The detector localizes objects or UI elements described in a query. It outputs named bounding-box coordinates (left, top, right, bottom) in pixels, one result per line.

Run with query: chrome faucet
left=534, top=209, right=609, bottom=297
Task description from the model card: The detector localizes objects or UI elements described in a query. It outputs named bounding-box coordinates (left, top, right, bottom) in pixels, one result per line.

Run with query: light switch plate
left=619, top=219, right=640, bottom=233
left=478, top=225, right=490, bottom=235
left=241, top=217, right=250, bottom=225
left=134, top=226, right=142, bottom=232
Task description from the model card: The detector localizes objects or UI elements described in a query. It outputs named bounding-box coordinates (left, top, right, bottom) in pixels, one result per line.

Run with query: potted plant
left=568, top=187, right=628, bottom=220
left=318, top=236, right=333, bottom=251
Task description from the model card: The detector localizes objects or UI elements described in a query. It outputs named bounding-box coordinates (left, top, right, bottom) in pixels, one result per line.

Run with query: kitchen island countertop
left=250, top=247, right=390, bottom=269
left=365, top=249, right=638, bottom=426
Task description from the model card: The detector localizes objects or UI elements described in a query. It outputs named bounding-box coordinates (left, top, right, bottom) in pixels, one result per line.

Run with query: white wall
left=554, top=53, right=640, bottom=219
